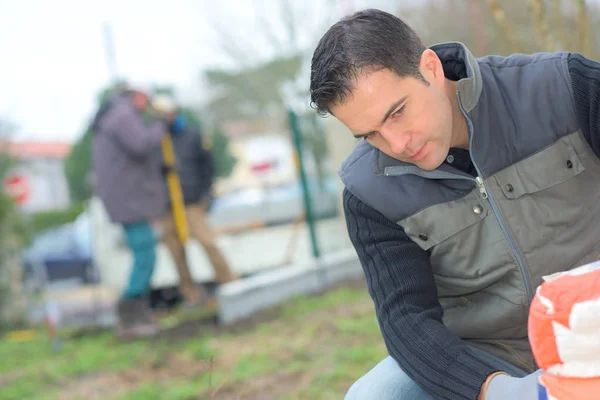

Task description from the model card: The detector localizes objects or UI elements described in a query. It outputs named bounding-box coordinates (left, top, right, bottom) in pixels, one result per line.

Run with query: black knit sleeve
left=568, top=53, right=600, bottom=158
left=343, top=188, right=501, bottom=400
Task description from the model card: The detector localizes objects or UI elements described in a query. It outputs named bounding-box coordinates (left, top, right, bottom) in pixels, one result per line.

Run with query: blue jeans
left=122, top=221, right=157, bottom=299
left=345, top=346, right=528, bottom=399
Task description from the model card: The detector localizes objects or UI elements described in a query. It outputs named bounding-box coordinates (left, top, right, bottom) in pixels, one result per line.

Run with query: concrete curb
left=217, top=248, right=362, bottom=325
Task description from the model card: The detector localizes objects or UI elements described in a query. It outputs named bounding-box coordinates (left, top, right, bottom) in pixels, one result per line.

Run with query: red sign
left=251, top=160, right=278, bottom=173
left=4, top=174, right=30, bottom=205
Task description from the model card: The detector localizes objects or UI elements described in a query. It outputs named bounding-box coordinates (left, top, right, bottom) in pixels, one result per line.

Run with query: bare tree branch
left=485, top=0, right=523, bottom=53
left=575, top=0, right=592, bottom=56
left=280, top=0, right=298, bottom=54
left=254, top=0, right=287, bottom=55
left=528, top=0, right=551, bottom=51
left=205, top=8, right=263, bottom=66
left=468, top=0, right=488, bottom=55
left=551, top=0, right=569, bottom=50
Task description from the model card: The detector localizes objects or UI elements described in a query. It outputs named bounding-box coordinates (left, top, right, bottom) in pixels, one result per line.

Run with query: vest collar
left=374, top=42, right=482, bottom=175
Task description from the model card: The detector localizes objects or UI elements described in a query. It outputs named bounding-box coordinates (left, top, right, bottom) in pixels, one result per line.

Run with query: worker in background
left=153, top=95, right=238, bottom=308
left=91, top=83, right=168, bottom=339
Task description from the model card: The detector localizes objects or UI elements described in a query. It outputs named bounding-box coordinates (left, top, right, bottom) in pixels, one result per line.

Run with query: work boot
left=182, top=294, right=218, bottom=313
left=115, top=297, right=159, bottom=340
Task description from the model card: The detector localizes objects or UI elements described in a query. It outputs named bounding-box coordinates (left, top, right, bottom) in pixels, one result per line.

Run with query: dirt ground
left=42, top=278, right=378, bottom=400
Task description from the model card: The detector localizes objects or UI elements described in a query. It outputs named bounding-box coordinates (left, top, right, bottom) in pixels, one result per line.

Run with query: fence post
left=288, top=109, right=320, bottom=260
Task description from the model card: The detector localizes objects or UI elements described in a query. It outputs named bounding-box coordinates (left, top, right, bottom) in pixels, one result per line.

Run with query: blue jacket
left=163, top=119, right=214, bottom=206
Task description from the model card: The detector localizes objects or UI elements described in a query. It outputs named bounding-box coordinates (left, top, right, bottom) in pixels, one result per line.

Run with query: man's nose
left=382, top=129, right=410, bottom=155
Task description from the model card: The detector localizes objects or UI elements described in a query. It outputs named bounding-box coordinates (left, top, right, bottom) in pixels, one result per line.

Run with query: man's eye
left=363, top=132, right=375, bottom=141
left=393, top=106, right=405, bottom=116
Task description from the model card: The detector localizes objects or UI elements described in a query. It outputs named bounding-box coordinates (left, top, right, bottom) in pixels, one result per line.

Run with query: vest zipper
left=458, top=93, right=534, bottom=303
left=474, top=176, right=488, bottom=199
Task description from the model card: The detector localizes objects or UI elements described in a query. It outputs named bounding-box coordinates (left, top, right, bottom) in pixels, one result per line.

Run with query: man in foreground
left=310, top=8, right=600, bottom=400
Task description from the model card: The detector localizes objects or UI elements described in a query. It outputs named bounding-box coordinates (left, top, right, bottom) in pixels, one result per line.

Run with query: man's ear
left=419, top=49, right=444, bottom=85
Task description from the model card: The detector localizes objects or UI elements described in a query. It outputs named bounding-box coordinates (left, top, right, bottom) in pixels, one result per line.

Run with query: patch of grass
left=0, top=331, right=153, bottom=399
left=118, top=382, right=163, bottom=400
left=283, top=384, right=346, bottom=400
left=334, top=313, right=380, bottom=336
left=278, top=287, right=365, bottom=319
left=254, top=321, right=274, bottom=336
left=1, top=281, right=380, bottom=400
left=0, top=374, right=51, bottom=400
left=335, top=344, right=386, bottom=366
left=179, top=337, right=216, bottom=361
left=42, top=333, right=147, bottom=378
left=281, top=392, right=341, bottom=400
left=161, top=381, right=203, bottom=400
left=232, top=351, right=276, bottom=381
left=192, top=370, right=229, bottom=395
left=157, top=305, right=217, bottom=330
left=167, top=351, right=281, bottom=399
left=115, top=367, right=220, bottom=400
left=286, top=353, right=382, bottom=400
left=0, top=333, right=53, bottom=374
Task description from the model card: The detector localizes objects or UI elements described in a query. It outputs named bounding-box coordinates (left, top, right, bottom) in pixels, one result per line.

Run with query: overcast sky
left=0, top=0, right=404, bottom=143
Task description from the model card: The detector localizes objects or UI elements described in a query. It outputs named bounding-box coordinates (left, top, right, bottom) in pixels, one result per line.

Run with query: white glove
left=485, top=370, right=543, bottom=400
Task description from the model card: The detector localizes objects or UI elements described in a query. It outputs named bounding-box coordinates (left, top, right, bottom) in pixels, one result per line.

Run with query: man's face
left=330, top=52, right=456, bottom=171
left=167, top=111, right=177, bottom=123
left=131, top=91, right=150, bottom=111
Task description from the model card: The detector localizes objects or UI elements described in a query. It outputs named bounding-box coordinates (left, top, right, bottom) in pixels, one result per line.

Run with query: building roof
left=0, top=140, right=72, bottom=159
left=220, top=117, right=288, bottom=138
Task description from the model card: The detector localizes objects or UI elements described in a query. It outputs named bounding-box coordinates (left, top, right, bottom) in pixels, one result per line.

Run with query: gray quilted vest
left=340, top=42, right=600, bottom=371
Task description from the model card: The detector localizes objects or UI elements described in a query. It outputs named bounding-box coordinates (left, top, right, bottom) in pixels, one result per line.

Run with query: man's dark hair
left=310, top=9, right=426, bottom=116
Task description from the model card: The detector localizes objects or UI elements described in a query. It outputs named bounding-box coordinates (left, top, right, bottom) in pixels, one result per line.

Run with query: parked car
left=22, top=213, right=95, bottom=286
left=208, top=177, right=339, bottom=227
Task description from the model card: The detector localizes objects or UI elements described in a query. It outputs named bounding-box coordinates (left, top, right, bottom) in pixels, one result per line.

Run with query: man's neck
left=446, top=80, right=470, bottom=150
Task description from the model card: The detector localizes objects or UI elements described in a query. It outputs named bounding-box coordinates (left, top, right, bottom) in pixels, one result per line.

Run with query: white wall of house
left=10, top=157, right=71, bottom=213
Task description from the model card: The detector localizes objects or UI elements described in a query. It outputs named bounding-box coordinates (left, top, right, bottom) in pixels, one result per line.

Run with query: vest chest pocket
left=490, top=131, right=597, bottom=277
left=493, top=133, right=585, bottom=200
left=398, top=189, right=488, bottom=252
